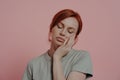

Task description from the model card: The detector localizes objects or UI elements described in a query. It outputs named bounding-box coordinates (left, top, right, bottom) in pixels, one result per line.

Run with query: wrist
left=53, top=54, right=62, bottom=60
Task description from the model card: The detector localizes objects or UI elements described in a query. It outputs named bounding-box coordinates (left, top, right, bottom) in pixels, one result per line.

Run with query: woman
left=22, top=9, right=93, bottom=80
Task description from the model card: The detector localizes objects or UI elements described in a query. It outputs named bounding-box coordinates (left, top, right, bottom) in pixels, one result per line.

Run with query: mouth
left=56, top=37, right=65, bottom=43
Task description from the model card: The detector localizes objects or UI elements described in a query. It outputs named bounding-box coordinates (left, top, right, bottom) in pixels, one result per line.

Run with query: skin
left=49, top=17, right=86, bottom=80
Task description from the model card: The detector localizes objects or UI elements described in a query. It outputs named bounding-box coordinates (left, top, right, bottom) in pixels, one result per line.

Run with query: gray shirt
left=22, top=49, right=93, bottom=80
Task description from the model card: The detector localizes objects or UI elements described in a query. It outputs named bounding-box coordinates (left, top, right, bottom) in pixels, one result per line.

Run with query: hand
left=53, top=37, right=75, bottom=60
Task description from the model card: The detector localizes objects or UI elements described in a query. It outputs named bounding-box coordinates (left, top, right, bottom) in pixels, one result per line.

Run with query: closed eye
left=57, top=23, right=63, bottom=29
left=68, top=28, right=75, bottom=34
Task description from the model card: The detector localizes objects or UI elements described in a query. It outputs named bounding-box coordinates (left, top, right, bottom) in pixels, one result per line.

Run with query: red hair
left=50, top=9, right=83, bottom=37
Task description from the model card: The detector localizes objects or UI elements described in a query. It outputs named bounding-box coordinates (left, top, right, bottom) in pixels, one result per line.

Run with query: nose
left=60, top=29, right=66, bottom=36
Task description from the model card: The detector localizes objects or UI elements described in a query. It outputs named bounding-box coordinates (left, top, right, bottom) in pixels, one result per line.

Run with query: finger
left=63, top=38, right=69, bottom=46
left=65, top=37, right=74, bottom=48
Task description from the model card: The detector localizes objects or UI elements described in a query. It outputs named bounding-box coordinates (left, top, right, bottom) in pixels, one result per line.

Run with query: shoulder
left=27, top=53, right=46, bottom=67
left=69, top=49, right=91, bottom=63
left=71, top=49, right=90, bottom=57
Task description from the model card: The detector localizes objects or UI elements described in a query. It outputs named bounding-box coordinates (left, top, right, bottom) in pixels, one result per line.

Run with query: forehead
left=60, top=17, right=79, bottom=29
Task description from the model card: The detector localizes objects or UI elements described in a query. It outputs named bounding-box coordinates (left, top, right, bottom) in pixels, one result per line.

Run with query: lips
left=56, top=37, right=65, bottom=42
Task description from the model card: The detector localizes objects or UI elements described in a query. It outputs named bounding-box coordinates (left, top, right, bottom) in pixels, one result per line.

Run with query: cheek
left=51, top=30, right=59, bottom=39
left=67, top=33, right=76, bottom=38
left=52, top=30, right=57, bottom=37
left=52, top=28, right=61, bottom=36
left=51, top=28, right=56, bottom=34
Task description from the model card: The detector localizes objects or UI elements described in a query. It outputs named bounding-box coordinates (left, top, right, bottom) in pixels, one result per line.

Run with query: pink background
left=0, top=0, right=120, bottom=80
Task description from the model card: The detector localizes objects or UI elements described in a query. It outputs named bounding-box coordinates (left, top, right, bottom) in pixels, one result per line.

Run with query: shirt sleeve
left=22, top=62, right=33, bottom=80
left=71, top=50, right=93, bottom=79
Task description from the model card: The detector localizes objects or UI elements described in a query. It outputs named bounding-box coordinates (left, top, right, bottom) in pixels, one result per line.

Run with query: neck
left=48, top=43, right=59, bottom=58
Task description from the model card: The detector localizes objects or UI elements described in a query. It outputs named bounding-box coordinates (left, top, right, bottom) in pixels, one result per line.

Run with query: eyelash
left=57, top=24, right=74, bottom=34
left=57, top=24, right=63, bottom=29
left=68, top=30, right=74, bottom=34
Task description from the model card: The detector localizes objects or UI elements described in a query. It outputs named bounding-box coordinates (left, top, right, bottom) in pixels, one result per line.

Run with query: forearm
left=53, top=56, right=66, bottom=80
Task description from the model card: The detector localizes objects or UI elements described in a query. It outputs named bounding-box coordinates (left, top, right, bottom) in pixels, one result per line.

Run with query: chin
left=56, top=41, right=63, bottom=46
left=55, top=40, right=64, bottom=46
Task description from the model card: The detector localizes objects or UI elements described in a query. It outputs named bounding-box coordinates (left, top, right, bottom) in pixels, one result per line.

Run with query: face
left=50, top=17, right=79, bottom=46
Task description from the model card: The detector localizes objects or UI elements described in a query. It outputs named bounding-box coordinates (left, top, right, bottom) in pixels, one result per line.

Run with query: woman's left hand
left=53, top=37, right=75, bottom=60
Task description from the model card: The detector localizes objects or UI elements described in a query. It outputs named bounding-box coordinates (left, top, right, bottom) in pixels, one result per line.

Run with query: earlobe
left=48, top=32, right=52, bottom=42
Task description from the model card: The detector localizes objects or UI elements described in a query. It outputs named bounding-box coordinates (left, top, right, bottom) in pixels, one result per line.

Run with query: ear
left=73, top=36, right=78, bottom=45
left=48, top=32, right=52, bottom=42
